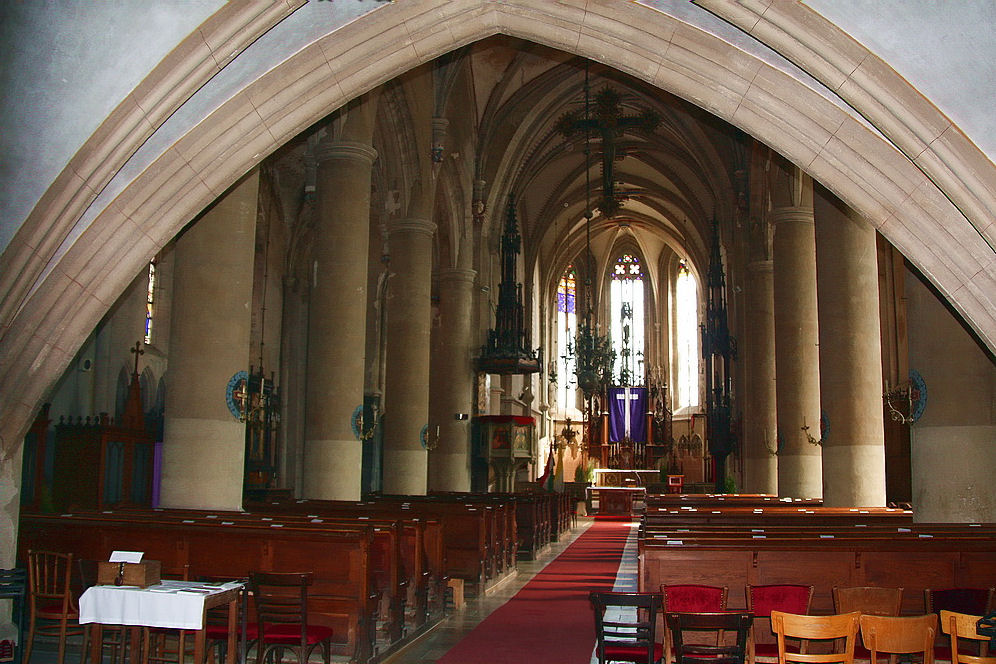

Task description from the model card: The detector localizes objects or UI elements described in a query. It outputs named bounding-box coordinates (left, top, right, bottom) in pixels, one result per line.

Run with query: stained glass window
left=676, top=258, right=699, bottom=408
left=556, top=266, right=577, bottom=411
left=144, top=261, right=156, bottom=345
left=610, top=254, right=644, bottom=385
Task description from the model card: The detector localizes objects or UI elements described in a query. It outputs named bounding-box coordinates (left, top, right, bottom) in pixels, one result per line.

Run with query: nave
left=385, top=517, right=636, bottom=664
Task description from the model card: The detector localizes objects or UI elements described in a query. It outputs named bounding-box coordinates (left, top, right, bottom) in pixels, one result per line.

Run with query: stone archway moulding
left=1, top=0, right=994, bottom=461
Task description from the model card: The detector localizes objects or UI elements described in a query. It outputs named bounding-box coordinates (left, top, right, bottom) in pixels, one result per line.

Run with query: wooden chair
left=249, top=572, right=332, bottom=664
left=200, top=577, right=254, bottom=664
left=833, top=586, right=904, bottom=661
left=833, top=587, right=903, bottom=617
left=662, top=585, right=729, bottom=664
left=747, top=584, right=814, bottom=664
left=770, top=611, right=860, bottom=664
left=939, top=611, right=996, bottom=664
left=859, top=614, right=937, bottom=664
left=665, top=612, right=753, bottom=664
left=590, top=591, right=665, bottom=664
left=24, top=550, right=88, bottom=664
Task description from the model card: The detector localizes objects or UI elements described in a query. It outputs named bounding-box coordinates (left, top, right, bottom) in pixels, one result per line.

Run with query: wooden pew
left=248, top=495, right=499, bottom=595
left=18, top=511, right=382, bottom=663
left=241, top=500, right=447, bottom=628
left=638, top=506, right=996, bottom=620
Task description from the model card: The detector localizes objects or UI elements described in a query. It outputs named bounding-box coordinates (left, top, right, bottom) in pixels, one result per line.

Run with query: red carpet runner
left=436, top=519, right=632, bottom=664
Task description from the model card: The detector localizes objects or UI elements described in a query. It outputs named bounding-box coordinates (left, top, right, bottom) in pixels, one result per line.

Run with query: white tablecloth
left=79, top=579, right=243, bottom=630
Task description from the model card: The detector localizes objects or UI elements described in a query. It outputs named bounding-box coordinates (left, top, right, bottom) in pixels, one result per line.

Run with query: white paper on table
left=108, top=551, right=144, bottom=563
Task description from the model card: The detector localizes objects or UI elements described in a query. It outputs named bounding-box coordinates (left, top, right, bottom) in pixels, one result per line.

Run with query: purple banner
left=608, top=387, right=647, bottom=442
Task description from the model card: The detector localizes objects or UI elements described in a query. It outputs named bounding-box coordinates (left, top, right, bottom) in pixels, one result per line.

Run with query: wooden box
left=97, top=560, right=161, bottom=587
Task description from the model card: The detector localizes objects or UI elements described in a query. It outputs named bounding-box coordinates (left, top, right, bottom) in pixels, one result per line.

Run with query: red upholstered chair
left=925, top=589, right=995, bottom=617
left=662, top=585, right=729, bottom=664
left=201, top=578, right=255, bottom=664
left=746, top=585, right=814, bottom=664
left=663, top=585, right=730, bottom=613
left=591, top=591, right=665, bottom=664
left=249, top=572, right=333, bottom=664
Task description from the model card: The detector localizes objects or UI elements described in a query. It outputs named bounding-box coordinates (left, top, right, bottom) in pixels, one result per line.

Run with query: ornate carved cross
left=556, top=87, right=660, bottom=218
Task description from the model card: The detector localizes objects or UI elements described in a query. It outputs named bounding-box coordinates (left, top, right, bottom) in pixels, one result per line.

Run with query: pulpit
left=472, top=415, right=536, bottom=492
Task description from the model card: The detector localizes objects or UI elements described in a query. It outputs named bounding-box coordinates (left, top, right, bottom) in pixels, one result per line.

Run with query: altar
left=587, top=486, right=646, bottom=516
left=591, top=468, right=659, bottom=488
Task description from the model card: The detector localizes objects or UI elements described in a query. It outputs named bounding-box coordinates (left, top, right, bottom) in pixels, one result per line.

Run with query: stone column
left=382, top=217, right=436, bottom=495
left=772, top=199, right=823, bottom=499
left=303, top=139, right=378, bottom=501
left=742, top=259, right=778, bottom=494
left=815, top=192, right=886, bottom=507
left=429, top=267, right=477, bottom=491
left=160, top=170, right=258, bottom=510
left=907, top=273, right=996, bottom=522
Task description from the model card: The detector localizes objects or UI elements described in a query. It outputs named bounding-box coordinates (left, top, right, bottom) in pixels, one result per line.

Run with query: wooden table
left=80, top=580, right=242, bottom=664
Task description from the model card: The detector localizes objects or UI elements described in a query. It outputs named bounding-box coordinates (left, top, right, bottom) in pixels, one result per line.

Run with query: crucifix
left=614, top=387, right=641, bottom=439
left=556, top=86, right=660, bottom=218
left=130, top=340, right=144, bottom=376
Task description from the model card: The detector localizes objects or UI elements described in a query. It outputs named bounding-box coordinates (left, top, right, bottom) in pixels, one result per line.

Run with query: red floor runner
left=437, top=519, right=632, bottom=664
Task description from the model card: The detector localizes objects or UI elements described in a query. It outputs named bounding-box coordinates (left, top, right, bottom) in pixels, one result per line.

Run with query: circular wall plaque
left=225, top=370, right=248, bottom=419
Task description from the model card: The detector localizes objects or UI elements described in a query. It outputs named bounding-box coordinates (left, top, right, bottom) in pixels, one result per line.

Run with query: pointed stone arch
left=2, top=0, right=993, bottom=457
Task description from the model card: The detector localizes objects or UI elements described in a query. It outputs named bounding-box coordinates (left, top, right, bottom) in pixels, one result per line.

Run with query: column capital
left=436, top=267, right=477, bottom=286
left=387, top=217, right=436, bottom=238
left=315, top=140, right=378, bottom=167
left=771, top=206, right=815, bottom=226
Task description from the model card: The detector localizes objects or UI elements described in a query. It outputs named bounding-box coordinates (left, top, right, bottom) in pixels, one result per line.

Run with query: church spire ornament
left=702, top=217, right=737, bottom=492
left=477, top=195, right=541, bottom=375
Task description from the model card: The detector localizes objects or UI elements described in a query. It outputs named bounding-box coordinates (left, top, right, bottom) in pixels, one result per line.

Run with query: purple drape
left=608, top=387, right=647, bottom=442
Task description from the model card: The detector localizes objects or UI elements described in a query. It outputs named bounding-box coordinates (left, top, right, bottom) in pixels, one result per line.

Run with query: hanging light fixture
left=558, top=62, right=616, bottom=467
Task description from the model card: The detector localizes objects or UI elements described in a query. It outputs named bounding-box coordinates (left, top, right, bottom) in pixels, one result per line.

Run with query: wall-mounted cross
left=130, top=340, right=144, bottom=375
left=556, top=87, right=660, bottom=218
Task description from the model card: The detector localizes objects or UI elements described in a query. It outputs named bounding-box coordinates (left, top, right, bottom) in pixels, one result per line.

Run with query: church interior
left=1, top=2, right=995, bottom=664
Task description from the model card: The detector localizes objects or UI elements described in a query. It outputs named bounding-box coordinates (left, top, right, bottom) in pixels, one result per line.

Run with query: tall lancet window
left=676, top=258, right=699, bottom=408
left=144, top=260, right=156, bottom=345
left=610, top=254, right=645, bottom=386
left=556, top=265, right=578, bottom=411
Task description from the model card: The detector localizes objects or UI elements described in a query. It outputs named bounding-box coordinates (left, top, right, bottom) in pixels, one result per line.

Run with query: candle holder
left=883, top=370, right=927, bottom=425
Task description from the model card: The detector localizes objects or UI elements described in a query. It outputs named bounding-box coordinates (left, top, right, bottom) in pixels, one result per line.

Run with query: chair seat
left=605, top=642, right=665, bottom=663
left=753, top=643, right=780, bottom=663
left=37, top=601, right=79, bottom=619
left=258, top=624, right=334, bottom=645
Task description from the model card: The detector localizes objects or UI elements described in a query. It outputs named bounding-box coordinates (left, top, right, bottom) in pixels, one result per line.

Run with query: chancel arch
left=3, top=1, right=996, bottom=575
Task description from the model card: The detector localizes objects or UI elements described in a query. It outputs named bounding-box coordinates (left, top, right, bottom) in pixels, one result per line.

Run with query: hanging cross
left=130, top=340, right=144, bottom=376
left=556, top=87, right=660, bottom=218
